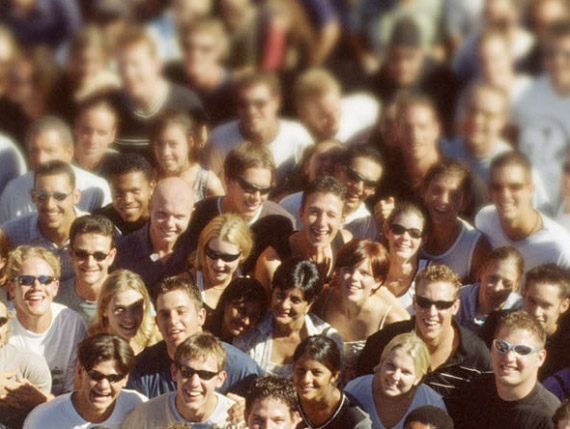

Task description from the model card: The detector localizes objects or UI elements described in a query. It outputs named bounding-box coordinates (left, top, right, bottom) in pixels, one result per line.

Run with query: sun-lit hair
left=116, top=25, right=158, bottom=57
left=415, top=264, right=461, bottom=299
left=378, top=332, right=430, bottom=379
left=294, top=68, right=341, bottom=108
left=6, top=245, right=61, bottom=280
left=245, top=375, right=299, bottom=417
left=495, top=310, right=547, bottom=348
left=335, top=239, right=390, bottom=282
left=175, top=331, right=226, bottom=372
left=482, top=246, right=524, bottom=283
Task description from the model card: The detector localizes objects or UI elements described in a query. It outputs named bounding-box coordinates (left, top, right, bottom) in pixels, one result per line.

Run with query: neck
left=40, top=218, right=75, bottom=248
left=465, top=139, right=496, bottom=159
left=132, top=79, right=167, bottom=113
left=386, top=257, right=416, bottom=281
left=149, top=227, right=176, bottom=257
left=424, top=219, right=461, bottom=254
left=273, top=317, right=305, bottom=337
left=72, top=391, right=115, bottom=423
left=176, top=392, right=218, bottom=423
left=188, top=67, right=224, bottom=90
left=500, top=209, right=541, bottom=241
left=241, top=121, right=278, bottom=145
left=17, top=308, right=52, bottom=334
left=496, top=378, right=537, bottom=402
left=75, top=154, right=103, bottom=172
left=405, top=152, right=438, bottom=179
left=341, top=293, right=367, bottom=317
left=301, top=389, right=341, bottom=426
left=417, top=323, right=456, bottom=360
left=74, top=276, right=107, bottom=301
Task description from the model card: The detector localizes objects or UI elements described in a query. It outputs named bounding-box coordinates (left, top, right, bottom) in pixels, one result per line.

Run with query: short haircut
left=423, top=159, right=471, bottom=198
left=461, top=81, right=509, bottom=116
left=386, top=199, right=431, bottom=237
left=149, top=109, right=201, bottom=159
left=415, top=264, right=461, bottom=299
left=109, top=153, right=153, bottom=182
left=7, top=245, right=61, bottom=280
left=34, top=160, right=76, bottom=189
left=74, top=93, right=118, bottom=126
left=300, top=175, right=346, bottom=210
left=153, top=276, right=203, bottom=312
left=553, top=399, right=570, bottom=426
left=396, top=93, right=440, bottom=125
left=525, top=263, right=570, bottom=300
left=272, top=257, right=323, bottom=303
left=77, top=333, right=135, bottom=375
left=379, top=332, right=431, bottom=378
left=482, top=246, right=524, bottom=282
left=335, top=239, right=390, bottom=281
left=490, top=151, right=532, bottom=183
left=245, top=375, right=298, bottom=417
left=293, top=335, right=341, bottom=374
left=116, top=25, right=157, bottom=57
left=389, top=17, right=423, bottom=48
left=548, top=18, right=570, bottom=40
left=70, top=215, right=116, bottom=248
left=26, top=116, right=74, bottom=150
left=175, top=331, right=226, bottom=372
left=495, top=310, right=547, bottom=347
left=235, top=69, right=281, bottom=98
left=294, top=68, right=341, bottom=108
left=223, top=141, right=276, bottom=182
left=346, top=143, right=384, bottom=169
left=404, top=405, right=454, bottom=429
left=178, top=17, right=228, bottom=56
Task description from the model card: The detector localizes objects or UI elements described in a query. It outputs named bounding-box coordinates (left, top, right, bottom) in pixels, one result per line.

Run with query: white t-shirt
left=335, top=94, right=380, bottom=143
left=24, top=389, right=147, bottom=429
left=8, top=302, right=86, bottom=395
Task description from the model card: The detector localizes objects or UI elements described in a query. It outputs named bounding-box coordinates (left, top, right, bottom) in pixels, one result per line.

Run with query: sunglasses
left=492, top=339, right=540, bottom=356
left=415, top=295, right=456, bottom=310
left=14, top=275, right=56, bottom=286
left=389, top=223, right=423, bottom=239
left=33, top=191, right=72, bottom=202
left=346, top=167, right=379, bottom=189
left=73, top=249, right=109, bottom=262
left=87, top=369, right=126, bottom=383
left=176, top=363, right=219, bottom=380
left=236, top=176, right=273, bottom=196
left=0, top=317, right=8, bottom=328
left=204, top=245, right=241, bottom=263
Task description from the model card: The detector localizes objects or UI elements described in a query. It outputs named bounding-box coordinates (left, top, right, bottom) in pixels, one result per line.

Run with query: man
left=2, top=160, right=88, bottom=284
left=0, top=116, right=111, bottom=225
left=244, top=375, right=301, bottom=429
left=114, top=177, right=195, bottom=290
left=125, top=332, right=237, bottom=428
left=190, top=142, right=295, bottom=274
left=24, top=333, right=146, bottom=428
left=475, top=151, right=570, bottom=275
left=127, top=276, right=263, bottom=399
left=207, top=70, right=313, bottom=184
left=357, top=264, right=491, bottom=399
left=94, top=153, right=156, bottom=235
left=448, top=311, right=559, bottom=428
left=57, top=215, right=117, bottom=325
left=0, top=132, right=26, bottom=196
left=6, top=245, right=86, bottom=395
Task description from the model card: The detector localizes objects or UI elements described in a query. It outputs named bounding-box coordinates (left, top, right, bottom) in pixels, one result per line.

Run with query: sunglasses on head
left=14, top=275, right=56, bottom=286
left=389, top=223, right=423, bottom=239
left=235, top=176, right=273, bottom=196
left=415, top=295, right=456, bottom=310
left=176, top=363, right=219, bottom=380
left=346, top=167, right=379, bottom=189
left=33, top=191, right=72, bottom=202
left=492, top=339, right=540, bottom=356
left=87, top=369, right=126, bottom=383
left=73, top=249, right=109, bottom=262
left=0, top=317, right=8, bottom=328
left=204, top=245, right=241, bottom=263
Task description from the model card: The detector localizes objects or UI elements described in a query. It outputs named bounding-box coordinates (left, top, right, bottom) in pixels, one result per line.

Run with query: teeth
left=424, top=320, right=438, bottom=326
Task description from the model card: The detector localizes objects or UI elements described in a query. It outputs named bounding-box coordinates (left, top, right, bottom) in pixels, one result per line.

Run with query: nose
left=123, top=192, right=134, bottom=204
left=189, top=372, right=201, bottom=387
left=427, top=304, right=438, bottom=317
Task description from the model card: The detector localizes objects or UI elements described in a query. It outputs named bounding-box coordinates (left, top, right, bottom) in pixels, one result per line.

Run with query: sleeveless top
left=193, top=166, right=209, bottom=203
left=396, top=259, right=432, bottom=315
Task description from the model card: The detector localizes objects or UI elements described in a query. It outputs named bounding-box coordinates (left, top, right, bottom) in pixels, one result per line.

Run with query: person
left=382, top=201, right=432, bottom=314
left=185, top=213, right=252, bottom=317
left=448, top=310, right=560, bottom=429
left=0, top=116, right=111, bottom=224
left=403, top=406, right=454, bottom=429
left=150, top=109, right=224, bottom=203
left=88, top=270, right=158, bottom=355
left=57, top=214, right=117, bottom=325
left=475, top=151, right=570, bottom=275
left=553, top=400, right=570, bottom=429
left=0, top=298, right=52, bottom=428
left=127, top=276, right=263, bottom=399
left=244, top=375, right=301, bottom=429
left=235, top=257, right=342, bottom=378
left=114, top=177, right=196, bottom=290
left=0, top=133, right=27, bottom=197
left=94, top=153, right=156, bottom=236
left=420, top=160, right=491, bottom=283
left=6, top=245, right=86, bottom=395
left=122, top=332, right=235, bottom=428
left=555, top=147, right=570, bottom=231
left=23, top=334, right=146, bottom=429
left=205, top=277, right=268, bottom=344
left=357, top=265, right=491, bottom=400
left=457, top=246, right=523, bottom=333
left=255, top=176, right=352, bottom=290
left=346, top=332, right=446, bottom=429
left=315, top=239, right=409, bottom=380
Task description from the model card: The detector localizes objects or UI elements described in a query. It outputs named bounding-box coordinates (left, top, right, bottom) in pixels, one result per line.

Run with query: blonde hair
left=379, top=332, right=430, bottom=378
left=415, top=264, right=461, bottom=299
left=6, top=246, right=61, bottom=280
left=294, top=68, right=341, bottom=107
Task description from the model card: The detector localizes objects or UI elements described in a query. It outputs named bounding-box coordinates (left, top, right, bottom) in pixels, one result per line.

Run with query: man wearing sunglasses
left=448, top=311, right=560, bottom=428
left=124, top=332, right=235, bottom=428
left=24, top=334, right=146, bottom=429
left=357, top=265, right=491, bottom=399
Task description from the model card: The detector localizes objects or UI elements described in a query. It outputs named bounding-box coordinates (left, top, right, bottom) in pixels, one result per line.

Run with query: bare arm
left=206, top=171, right=226, bottom=197
left=254, top=246, right=283, bottom=295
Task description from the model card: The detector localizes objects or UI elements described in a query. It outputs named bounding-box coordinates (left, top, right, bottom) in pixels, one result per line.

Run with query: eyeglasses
left=73, top=249, right=110, bottom=262
left=87, top=369, right=126, bottom=383
left=14, top=275, right=57, bottom=286
left=176, top=363, right=219, bottom=380
left=389, top=223, right=423, bottom=239
left=33, top=191, right=72, bottom=202
left=0, top=317, right=8, bottom=328
left=415, top=295, right=456, bottom=310
left=204, top=245, right=241, bottom=263
left=236, top=176, right=273, bottom=196
left=345, top=167, right=379, bottom=189
left=492, top=339, right=541, bottom=356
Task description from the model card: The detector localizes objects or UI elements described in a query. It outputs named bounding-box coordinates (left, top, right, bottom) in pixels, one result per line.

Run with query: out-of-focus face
left=379, top=101, right=399, bottom=149
left=203, top=238, right=242, bottom=286
left=544, top=35, right=570, bottom=96
left=32, top=173, right=80, bottom=232
left=271, top=287, right=310, bottom=328
left=479, top=259, right=520, bottom=312
left=293, top=353, right=339, bottom=403
left=78, top=359, right=127, bottom=415
left=226, top=167, right=272, bottom=221
left=149, top=189, right=193, bottom=246
left=181, top=30, right=223, bottom=79
left=299, top=91, right=342, bottom=141
left=300, top=192, right=344, bottom=249
left=531, top=0, right=570, bottom=40
left=28, top=129, right=74, bottom=171
left=483, top=0, right=519, bottom=32
left=69, top=233, right=116, bottom=288
left=222, top=297, right=264, bottom=339
left=8, top=57, right=35, bottom=108
left=339, top=258, right=379, bottom=303
left=376, top=347, right=421, bottom=397
left=68, top=46, right=106, bottom=84
left=424, top=173, right=463, bottom=225
left=74, top=106, right=117, bottom=165
left=489, top=164, right=534, bottom=223
left=247, top=397, right=300, bottom=429
left=413, top=280, right=459, bottom=342
left=154, top=124, right=192, bottom=175
left=477, top=37, right=513, bottom=87
left=558, top=417, right=570, bottom=429
left=237, top=84, right=280, bottom=138
left=219, top=0, right=251, bottom=30
left=386, top=211, right=424, bottom=261
left=305, top=142, right=345, bottom=182
left=386, top=46, right=425, bottom=87
left=524, top=281, right=570, bottom=336
left=397, top=104, right=440, bottom=163
left=111, top=171, right=154, bottom=223
left=341, top=156, right=382, bottom=214
left=117, top=42, right=161, bottom=101
left=104, top=289, right=144, bottom=340
left=173, top=0, right=213, bottom=27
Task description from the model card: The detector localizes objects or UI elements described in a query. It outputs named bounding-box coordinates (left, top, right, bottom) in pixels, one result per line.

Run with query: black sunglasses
left=415, top=295, right=456, bottom=310
left=346, top=167, right=379, bottom=189
left=87, top=369, right=126, bottom=383
left=176, top=363, right=219, bottom=380
left=0, top=317, right=8, bottom=328
left=389, top=223, right=423, bottom=239
left=73, top=249, right=109, bottom=262
left=15, top=275, right=56, bottom=286
left=492, top=339, right=540, bottom=356
left=33, top=191, right=72, bottom=202
left=204, top=245, right=241, bottom=263
left=236, top=176, right=273, bottom=196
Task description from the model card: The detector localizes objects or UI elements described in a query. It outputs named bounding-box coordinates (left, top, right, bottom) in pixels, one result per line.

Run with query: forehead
left=276, top=287, right=306, bottom=300
left=152, top=193, right=192, bottom=214
left=400, top=104, right=437, bottom=125
left=250, top=397, right=292, bottom=416
left=490, top=164, right=529, bottom=184
left=304, top=191, right=343, bottom=210
left=468, top=87, right=506, bottom=110
left=495, top=326, right=538, bottom=344
left=427, top=172, right=463, bottom=191
left=89, top=359, right=120, bottom=374
left=112, top=171, right=149, bottom=188
left=416, top=280, right=456, bottom=299
left=525, top=281, right=565, bottom=301
left=240, top=167, right=272, bottom=183
left=35, top=173, right=73, bottom=190
left=393, top=210, right=424, bottom=227
left=178, top=353, right=219, bottom=371
left=119, top=42, right=154, bottom=60
left=20, top=256, right=55, bottom=275
left=72, top=232, right=113, bottom=249
left=350, top=155, right=382, bottom=173
left=157, top=289, right=194, bottom=310
left=29, top=129, right=65, bottom=148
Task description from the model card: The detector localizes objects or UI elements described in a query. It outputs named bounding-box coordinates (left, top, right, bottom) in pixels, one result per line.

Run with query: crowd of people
left=1, top=0, right=570, bottom=428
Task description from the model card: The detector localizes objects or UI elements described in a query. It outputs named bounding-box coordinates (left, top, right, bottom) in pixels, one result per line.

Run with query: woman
left=186, top=213, right=253, bottom=318
left=316, top=239, right=410, bottom=381
left=383, top=201, right=432, bottom=314
left=150, top=109, right=224, bottom=203
left=89, top=269, right=157, bottom=355
left=345, top=333, right=446, bottom=429
left=205, top=277, right=268, bottom=343
left=293, top=336, right=372, bottom=428
left=235, top=257, right=342, bottom=378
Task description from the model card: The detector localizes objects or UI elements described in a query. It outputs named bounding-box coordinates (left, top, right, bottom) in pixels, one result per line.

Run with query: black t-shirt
left=297, top=393, right=372, bottom=429
left=0, top=96, right=29, bottom=150
left=93, top=203, right=148, bottom=236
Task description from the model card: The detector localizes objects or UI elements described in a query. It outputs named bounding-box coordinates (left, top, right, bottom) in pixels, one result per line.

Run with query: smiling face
left=489, top=164, right=534, bottom=223
left=299, top=91, right=342, bottom=141
left=77, top=359, right=127, bottom=417
left=398, top=104, right=440, bottom=163
left=32, top=173, right=80, bottom=232
left=523, top=282, right=570, bottom=336
left=271, top=287, right=311, bottom=328
left=479, top=259, right=520, bottom=313
left=181, top=30, right=223, bottom=79
left=247, top=397, right=300, bottom=429
left=377, top=347, right=421, bottom=397
left=203, top=238, right=242, bottom=286
left=226, top=167, right=272, bottom=221
left=28, top=129, right=74, bottom=171
left=237, top=83, right=280, bottom=139
left=117, top=42, right=161, bottom=101
left=293, top=353, right=339, bottom=403
left=386, top=211, right=424, bottom=261
left=413, top=281, right=459, bottom=343
left=341, top=156, right=382, bottom=214
left=339, top=258, right=380, bottom=303
left=424, top=173, right=464, bottom=225
left=154, top=124, right=192, bottom=176
left=69, top=233, right=116, bottom=289
left=149, top=187, right=193, bottom=247
left=111, top=171, right=154, bottom=223
left=103, top=289, right=144, bottom=340
left=222, top=298, right=264, bottom=339
left=300, top=192, right=344, bottom=249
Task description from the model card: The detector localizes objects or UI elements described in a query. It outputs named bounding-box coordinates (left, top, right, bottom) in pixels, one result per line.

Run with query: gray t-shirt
left=55, top=280, right=98, bottom=327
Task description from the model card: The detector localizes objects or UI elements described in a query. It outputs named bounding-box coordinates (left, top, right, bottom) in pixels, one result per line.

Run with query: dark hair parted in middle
left=293, top=335, right=342, bottom=374
left=335, top=239, right=390, bottom=282
left=272, top=257, right=323, bottom=303
left=77, top=333, right=135, bottom=375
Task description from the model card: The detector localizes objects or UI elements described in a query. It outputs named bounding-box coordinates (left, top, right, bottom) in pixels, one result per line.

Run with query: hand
left=226, top=392, right=246, bottom=427
left=0, top=369, right=18, bottom=397
left=0, top=378, right=52, bottom=410
left=374, top=197, right=395, bottom=228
